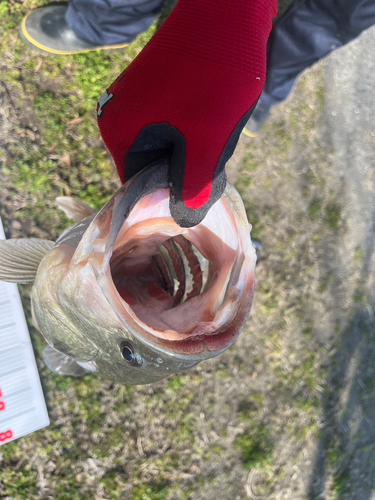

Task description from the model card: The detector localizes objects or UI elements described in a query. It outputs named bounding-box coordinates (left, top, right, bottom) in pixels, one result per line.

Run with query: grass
left=1, top=468, right=37, bottom=498
left=237, top=393, right=264, bottom=420
left=308, top=198, right=323, bottom=221
left=331, top=470, right=351, bottom=496
left=0, top=1, right=148, bottom=241
left=1, top=1, right=373, bottom=500
left=235, top=423, right=273, bottom=469
left=131, top=481, right=170, bottom=500
left=324, top=202, right=341, bottom=231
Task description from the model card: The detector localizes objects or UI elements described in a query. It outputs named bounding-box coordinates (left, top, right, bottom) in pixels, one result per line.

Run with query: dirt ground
left=1, top=2, right=375, bottom=499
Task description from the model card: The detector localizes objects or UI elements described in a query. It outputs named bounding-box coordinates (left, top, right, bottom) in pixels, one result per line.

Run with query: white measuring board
left=0, top=218, right=49, bottom=445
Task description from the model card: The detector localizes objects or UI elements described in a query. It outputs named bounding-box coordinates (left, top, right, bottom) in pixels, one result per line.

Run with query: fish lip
left=71, top=161, right=170, bottom=267
left=103, top=160, right=170, bottom=260
left=102, top=245, right=255, bottom=358
left=134, top=273, right=255, bottom=358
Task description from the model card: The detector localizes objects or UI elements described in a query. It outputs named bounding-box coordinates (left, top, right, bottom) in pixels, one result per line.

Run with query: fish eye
left=120, top=342, right=141, bottom=366
left=121, top=343, right=135, bottom=362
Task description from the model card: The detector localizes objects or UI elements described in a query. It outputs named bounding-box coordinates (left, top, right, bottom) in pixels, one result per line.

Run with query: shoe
left=20, top=4, right=129, bottom=55
left=242, top=101, right=271, bottom=138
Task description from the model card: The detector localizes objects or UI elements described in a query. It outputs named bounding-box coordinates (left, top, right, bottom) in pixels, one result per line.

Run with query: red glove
left=98, top=0, right=277, bottom=227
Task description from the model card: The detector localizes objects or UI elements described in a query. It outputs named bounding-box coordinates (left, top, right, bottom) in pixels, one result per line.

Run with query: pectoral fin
left=43, top=344, right=89, bottom=377
left=0, top=238, right=54, bottom=283
left=56, top=197, right=97, bottom=222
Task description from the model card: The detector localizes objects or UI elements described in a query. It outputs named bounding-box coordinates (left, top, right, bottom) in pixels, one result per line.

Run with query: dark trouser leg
left=66, top=0, right=166, bottom=45
left=261, top=0, right=375, bottom=107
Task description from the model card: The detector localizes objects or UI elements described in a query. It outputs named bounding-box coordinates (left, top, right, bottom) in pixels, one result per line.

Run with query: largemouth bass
left=0, top=161, right=256, bottom=385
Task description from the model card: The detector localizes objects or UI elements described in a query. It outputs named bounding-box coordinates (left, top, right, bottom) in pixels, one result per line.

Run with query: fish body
left=0, top=161, right=256, bottom=385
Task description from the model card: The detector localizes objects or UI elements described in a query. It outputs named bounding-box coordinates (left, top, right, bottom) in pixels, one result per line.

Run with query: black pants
left=65, top=0, right=375, bottom=102
left=261, top=0, right=375, bottom=106
left=65, top=0, right=165, bottom=45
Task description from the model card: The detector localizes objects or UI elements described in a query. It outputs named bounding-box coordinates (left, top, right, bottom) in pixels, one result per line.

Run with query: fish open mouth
left=107, top=188, right=255, bottom=353
left=111, top=233, right=211, bottom=329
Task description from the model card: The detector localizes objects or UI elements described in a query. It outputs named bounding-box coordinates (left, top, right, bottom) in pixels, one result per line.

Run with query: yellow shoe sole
left=242, top=128, right=260, bottom=138
left=20, top=11, right=129, bottom=56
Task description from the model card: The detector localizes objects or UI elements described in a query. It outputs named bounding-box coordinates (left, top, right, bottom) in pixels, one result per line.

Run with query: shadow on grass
left=307, top=212, right=375, bottom=499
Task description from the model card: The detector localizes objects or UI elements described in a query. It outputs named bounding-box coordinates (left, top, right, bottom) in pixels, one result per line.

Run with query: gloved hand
left=98, top=0, right=277, bottom=227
